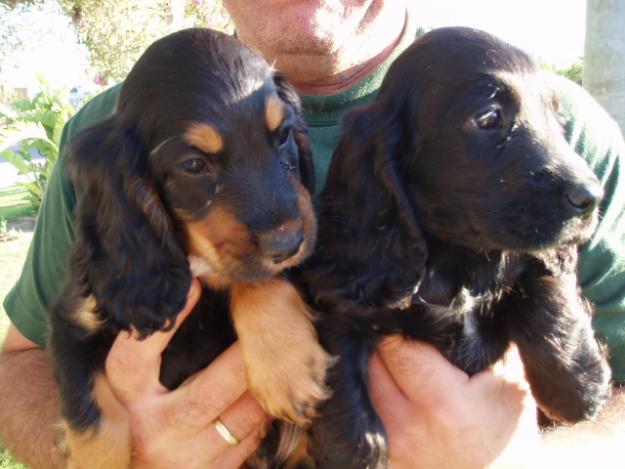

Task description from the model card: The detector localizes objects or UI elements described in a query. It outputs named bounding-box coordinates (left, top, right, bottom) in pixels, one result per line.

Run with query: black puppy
left=305, top=27, right=611, bottom=468
left=48, top=28, right=332, bottom=468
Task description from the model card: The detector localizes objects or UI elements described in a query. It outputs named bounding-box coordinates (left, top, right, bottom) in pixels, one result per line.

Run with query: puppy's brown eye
left=278, top=126, right=293, bottom=147
left=181, top=158, right=209, bottom=175
left=475, top=109, right=502, bottom=129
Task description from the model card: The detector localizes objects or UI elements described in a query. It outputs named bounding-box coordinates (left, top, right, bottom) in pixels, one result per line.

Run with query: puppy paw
left=538, top=349, right=612, bottom=423
left=231, top=278, right=334, bottom=426
left=311, top=399, right=388, bottom=469
left=248, top=337, right=334, bottom=425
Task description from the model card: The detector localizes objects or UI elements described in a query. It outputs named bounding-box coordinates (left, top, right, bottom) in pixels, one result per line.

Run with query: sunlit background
left=414, top=0, right=585, bottom=68
left=1, top=0, right=586, bottom=93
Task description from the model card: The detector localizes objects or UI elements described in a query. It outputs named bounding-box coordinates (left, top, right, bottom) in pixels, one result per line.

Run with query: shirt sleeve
left=2, top=84, right=122, bottom=346
left=552, top=74, right=625, bottom=383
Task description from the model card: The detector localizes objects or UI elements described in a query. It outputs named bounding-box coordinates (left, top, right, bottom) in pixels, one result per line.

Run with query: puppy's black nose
left=259, top=226, right=304, bottom=264
left=565, top=182, right=603, bottom=216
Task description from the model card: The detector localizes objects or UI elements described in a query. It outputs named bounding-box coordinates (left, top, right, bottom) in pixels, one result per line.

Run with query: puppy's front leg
left=230, top=278, right=333, bottom=426
left=507, top=274, right=611, bottom=423
left=310, top=332, right=387, bottom=469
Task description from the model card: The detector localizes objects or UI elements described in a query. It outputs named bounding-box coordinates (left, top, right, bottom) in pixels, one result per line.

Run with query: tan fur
left=72, top=296, right=104, bottom=333
left=125, top=176, right=171, bottom=238
left=60, top=374, right=131, bottom=469
left=265, top=95, right=285, bottom=131
left=183, top=177, right=317, bottom=288
left=293, top=127, right=311, bottom=160
left=184, top=122, right=224, bottom=154
left=284, top=429, right=314, bottom=469
left=231, top=278, right=334, bottom=426
left=186, top=206, right=256, bottom=287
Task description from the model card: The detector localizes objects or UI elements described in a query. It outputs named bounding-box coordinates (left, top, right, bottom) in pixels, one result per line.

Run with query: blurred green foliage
left=0, top=76, right=75, bottom=209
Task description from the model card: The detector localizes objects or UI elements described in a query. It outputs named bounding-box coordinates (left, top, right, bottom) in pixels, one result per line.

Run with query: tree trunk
left=584, top=0, right=625, bottom=134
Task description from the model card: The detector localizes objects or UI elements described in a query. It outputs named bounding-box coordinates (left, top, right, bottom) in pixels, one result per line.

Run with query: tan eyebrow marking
left=265, top=95, right=285, bottom=131
left=184, top=123, right=224, bottom=154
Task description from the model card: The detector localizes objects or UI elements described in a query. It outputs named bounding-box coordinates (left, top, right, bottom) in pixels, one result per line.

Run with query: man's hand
left=0, top=278, right=270, bottom=469
left=105, top=278, right=270, bottom=468
left=369, top=337, right=541, bottom=469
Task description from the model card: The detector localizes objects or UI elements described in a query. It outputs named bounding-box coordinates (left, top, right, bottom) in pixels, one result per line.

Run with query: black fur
left=48, top=28, right=315, bottom=467
left=305, top=27, right=611, bottom=468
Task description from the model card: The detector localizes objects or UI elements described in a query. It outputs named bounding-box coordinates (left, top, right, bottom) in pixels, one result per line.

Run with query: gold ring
left=214, top=418, right=240, bottom=446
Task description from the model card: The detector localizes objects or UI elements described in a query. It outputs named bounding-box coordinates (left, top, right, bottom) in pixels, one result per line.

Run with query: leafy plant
left=0, top=76, right=75, bottom=209
left=558, top=61, right=583, bottom=86
left=55, top=0, right=232, bottom=83
left=539, top=58, right=584, bottom=86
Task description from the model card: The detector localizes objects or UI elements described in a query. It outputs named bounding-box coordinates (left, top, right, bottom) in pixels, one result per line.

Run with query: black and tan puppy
left=48, top=28, right=332, bottom=468
left=305, top=27, right=611, bottom=468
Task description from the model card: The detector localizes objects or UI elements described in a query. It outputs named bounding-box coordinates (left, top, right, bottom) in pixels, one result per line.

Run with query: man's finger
left=471, top=345, right=533, bottom=400
left=490, top=344, right=529, bottom=384
left=189, top=391, right=269, bottom=466
left=106, top=278, right=202, bottom=403
left=377, top=336, right=469, bottom=406
left=369, top=352, right=411, bottom=421
left=211, top=435, right=265, bottom=469
left=369, top=352, right=408, bottom=404
left=159, top=342, right=250, bottom=433
left=210, top=424, right=268, bottom=469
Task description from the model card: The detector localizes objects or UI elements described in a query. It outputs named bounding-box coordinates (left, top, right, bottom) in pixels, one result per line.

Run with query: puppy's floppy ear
left=66, top=117, right=190, bottom=335
left=308, top=98, right=427, bottom=311
left=273, top=72, right=315, bottom=194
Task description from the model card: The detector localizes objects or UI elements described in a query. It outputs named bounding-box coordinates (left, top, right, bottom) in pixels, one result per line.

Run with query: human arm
left=0, top=279, right=269, bottom=468
left=0, top=327, right=65, bottom=468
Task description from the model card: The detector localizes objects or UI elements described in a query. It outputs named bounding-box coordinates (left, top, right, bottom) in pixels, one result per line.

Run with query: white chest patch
left=188, top=255, right=215, bottom=277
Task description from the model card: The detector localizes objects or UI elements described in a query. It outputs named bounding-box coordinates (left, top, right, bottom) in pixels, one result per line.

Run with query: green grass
left=0, top=186, right=36, bottom=222
left=0, top=185, right=35, bottom=468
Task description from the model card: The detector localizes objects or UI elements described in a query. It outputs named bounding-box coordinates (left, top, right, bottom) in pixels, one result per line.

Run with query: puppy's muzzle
left=258, top=222, right=304, bottom=264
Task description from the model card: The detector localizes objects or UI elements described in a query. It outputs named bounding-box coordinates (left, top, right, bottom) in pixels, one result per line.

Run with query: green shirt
left=5, top=36, right=625, bottom=382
